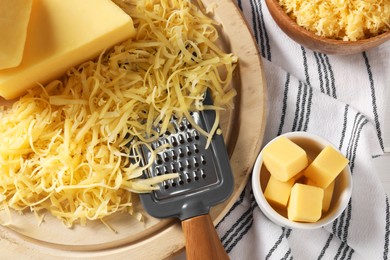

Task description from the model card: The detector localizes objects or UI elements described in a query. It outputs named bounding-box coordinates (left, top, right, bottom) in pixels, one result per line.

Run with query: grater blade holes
left=178, top=135, right=185, bottom=144
left=163, top=153, right=169, bottom=162
left=178, top=162, right=184, bottom=171
left=201, top=169, right=207, bottom=179
left=200, top=155, right=207, bottom=165
left=194, top=144, right=199, bottom=153
left=178, top=148, right=185, bottom=158
left=186, top=146, right=191, bottom=156
left=156, top=157, right=163, bottom=165
left=194, top=158, right=199, bottom=168
left=171, top=136, right=178, bottom=147
left=194, top=132, right=200, bottom=140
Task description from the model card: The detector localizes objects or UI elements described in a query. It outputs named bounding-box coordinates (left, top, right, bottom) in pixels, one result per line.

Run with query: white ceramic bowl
left=252, top=132, right=352, bottom=229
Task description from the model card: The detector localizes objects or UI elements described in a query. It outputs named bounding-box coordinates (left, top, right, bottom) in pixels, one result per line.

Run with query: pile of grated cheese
left=0, top=0, right=237, bottom=228
left=279, top=0, right=390, bottom=41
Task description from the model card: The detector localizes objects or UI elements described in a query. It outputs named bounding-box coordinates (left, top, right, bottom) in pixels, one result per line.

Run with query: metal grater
left=139, top=95, right=234, bottom=221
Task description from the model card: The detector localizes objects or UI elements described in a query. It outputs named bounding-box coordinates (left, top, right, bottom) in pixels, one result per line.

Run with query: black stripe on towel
left=324, top=54, right=336, bottom=98
left=297, top=83, right=309, bottom=131
left=216, top=187, right=247, bottom=229
left=224, top=195, right=257, bottom=253
left=281, top=248, right=292, bottom=260
left=249, top=0, right=271, bottom=60
left=339, top=244, right=354, bottom=260
left=313, top=52, right=325, bottom=93
left=349, top=117, right=369, bottom=172
left=301, top=46, right=311, bottom=86
left=335, top=113, right=364, bottom=241
left=303, top=85, right=313, bottom=131
left=292, top=81, right=303, bottom=131
left=334, top=241, right=346, bottom=260
left=278, top=73, right=290, bottom=135
left=331, top=104, right=350, bottom=239
left=318, top=233, right=334, bottom=260
left=362, top=52, right=384, bottom=151
left=265, top=227, right=287, bottom=260
left=257, top=0, right=271, bottom=60
left=347, top=248, right=355, bottom=260
left=318, top=53, right=330, bottom=96
left=384, top=196, right=390, bottom=259
left=249, top=0, right=263, bottom=53
left=339, top=105, right=349, bottom=150
left=339, top=115, right=368, bottom=247
left=220, top=192, right=254, bottom=244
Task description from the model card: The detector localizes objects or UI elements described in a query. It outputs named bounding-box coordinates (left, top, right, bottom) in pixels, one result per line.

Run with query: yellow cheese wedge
left=287, top=183, right=323, bottom=223
left=306, top=178, right=335, bottom=212
left=264, top=176, right=295, bottom=208
left=263, top=137, right=308, bottom=182
left=0, top=0, right=33, bottom=70
left=0, top=0, right=136, bottom=100
left=304, top=146, right=349, bottom=189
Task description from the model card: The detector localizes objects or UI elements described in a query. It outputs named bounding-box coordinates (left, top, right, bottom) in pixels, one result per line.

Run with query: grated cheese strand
left=0, top=0, right=237, bottom=227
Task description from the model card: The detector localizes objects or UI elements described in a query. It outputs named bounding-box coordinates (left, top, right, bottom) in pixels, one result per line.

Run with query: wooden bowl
left=265, top=0, right=390, bottom=55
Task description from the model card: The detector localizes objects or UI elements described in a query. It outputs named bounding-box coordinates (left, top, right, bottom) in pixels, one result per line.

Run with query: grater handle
left=182, top=214, right=229, bottom=260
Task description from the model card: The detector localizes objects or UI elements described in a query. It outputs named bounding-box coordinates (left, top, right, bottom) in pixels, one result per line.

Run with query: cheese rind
left=264, top=176, right=295, bottom=208
left=287, top=183, right=323, bottom=222
left=0, top=0, right=33, bottom=70
left=0, top=0, right=136, bottom=100
left=263, top=137, right=308, bottom=182
left=304, top=146, right=349, bottom=189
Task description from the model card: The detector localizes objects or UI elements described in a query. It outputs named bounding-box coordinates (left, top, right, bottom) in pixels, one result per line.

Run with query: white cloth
left=215, top=1, right=390, bottom=259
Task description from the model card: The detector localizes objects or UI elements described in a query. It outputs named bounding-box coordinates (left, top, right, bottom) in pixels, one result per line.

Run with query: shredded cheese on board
left=0, top=0, right=237, bottom=227
left=279, top=0, right=390, bottom=41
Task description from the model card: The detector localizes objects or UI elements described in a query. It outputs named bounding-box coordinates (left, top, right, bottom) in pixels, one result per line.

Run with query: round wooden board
left=0, top=0, right=266, bottom=259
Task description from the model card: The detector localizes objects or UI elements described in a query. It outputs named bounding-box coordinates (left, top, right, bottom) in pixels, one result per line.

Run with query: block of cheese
left=263, top=137, right=308, bottom=182
left=264, top=176, right=295, bottom=208
left=307, top=178, right=335, bottom=212
left=0, top=0, right=136, bottom=100
left=304, top=146, right=349, bottom=189
left=287, top=183, right=324, bottom=223
left=0, top=0, right=33, bottom=70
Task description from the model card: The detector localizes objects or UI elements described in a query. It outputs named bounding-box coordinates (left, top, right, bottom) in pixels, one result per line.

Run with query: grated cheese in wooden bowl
left=279, top=0, right=390, bottom=41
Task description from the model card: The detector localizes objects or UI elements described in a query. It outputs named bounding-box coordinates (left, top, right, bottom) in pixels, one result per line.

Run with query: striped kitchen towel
left=215, top=0, right=390, bottom=259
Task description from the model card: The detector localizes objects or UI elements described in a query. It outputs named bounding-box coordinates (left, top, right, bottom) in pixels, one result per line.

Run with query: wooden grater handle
left=181, top=214, right=230, bottom=260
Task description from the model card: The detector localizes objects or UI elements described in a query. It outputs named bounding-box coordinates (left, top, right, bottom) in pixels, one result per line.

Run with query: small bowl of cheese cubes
left=252, top=132, right=352, bottom=229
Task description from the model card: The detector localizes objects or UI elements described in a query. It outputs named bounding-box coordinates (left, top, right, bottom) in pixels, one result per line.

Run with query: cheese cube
left=263, top=137, right=308, bottom=182
left=304, top=146, right=349, bottom=189
left=0, top=0, right=33, bottom=70
left=288, top=183, right=323, bottom=222
left=307, top=179, right=335, bottom=212
left=264, top=176, right=295, bottom=208
left=0, top=0, right=136, bottom=100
